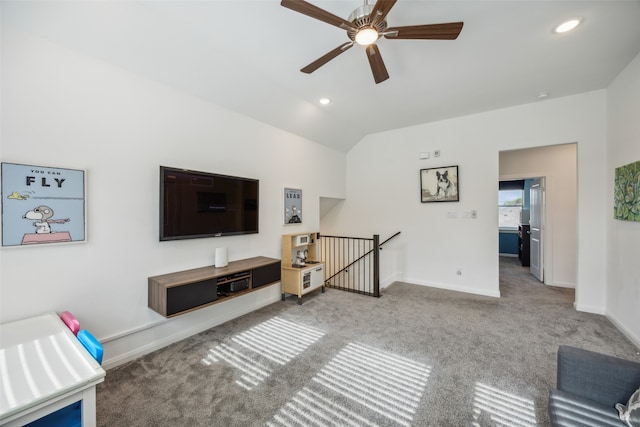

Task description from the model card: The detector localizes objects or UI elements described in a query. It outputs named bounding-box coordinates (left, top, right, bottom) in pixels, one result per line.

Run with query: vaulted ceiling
left=3, top=1, right=640, bottom=152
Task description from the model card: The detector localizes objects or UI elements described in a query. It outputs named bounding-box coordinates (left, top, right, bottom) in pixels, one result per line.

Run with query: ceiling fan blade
left=370, top=0, right=397, bottom=26
left=366, top=44, right=389, bottom=84
left=301, top=42, right=354, bottom=74
left=384, top=22, right=464, bottom=40
left=281, top=0, right=355, bottom=30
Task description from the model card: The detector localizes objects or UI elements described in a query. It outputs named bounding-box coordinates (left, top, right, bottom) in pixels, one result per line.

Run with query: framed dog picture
left=420, top=166, right=459, bottom=203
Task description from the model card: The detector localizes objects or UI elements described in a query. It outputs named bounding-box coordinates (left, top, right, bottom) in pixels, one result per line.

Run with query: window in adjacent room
left=499, top=180, right=524, bottom=229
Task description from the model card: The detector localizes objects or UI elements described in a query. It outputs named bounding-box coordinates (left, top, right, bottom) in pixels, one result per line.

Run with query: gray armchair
left=549, top=345, right=640, bottom=426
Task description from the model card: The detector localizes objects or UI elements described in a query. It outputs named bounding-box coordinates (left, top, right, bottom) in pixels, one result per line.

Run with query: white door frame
left=529, top=177, right=545, bottom=282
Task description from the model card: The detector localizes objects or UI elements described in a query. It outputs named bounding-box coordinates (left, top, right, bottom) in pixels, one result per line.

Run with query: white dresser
left=0, top=312, right=106, bottom=426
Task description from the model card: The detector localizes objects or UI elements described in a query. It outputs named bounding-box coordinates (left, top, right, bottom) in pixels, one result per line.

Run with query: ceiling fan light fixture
left=355, top=27, right=379, bottom=46
left=554, top=18, right=582, bottom=34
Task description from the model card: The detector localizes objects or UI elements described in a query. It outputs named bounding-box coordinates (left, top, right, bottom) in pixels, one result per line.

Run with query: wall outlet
left=456, top=268, right=462, bottom=276
left=447, top=211, right=457, bottom=219
left=419, top=151, right=430, bottom=159
left=471, top=210, right=477, bottom=219
left=434, top=149, right=441, bottom=157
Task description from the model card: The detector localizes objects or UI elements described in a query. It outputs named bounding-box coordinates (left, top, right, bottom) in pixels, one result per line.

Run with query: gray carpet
left=97, top=257, right=639, bottom=426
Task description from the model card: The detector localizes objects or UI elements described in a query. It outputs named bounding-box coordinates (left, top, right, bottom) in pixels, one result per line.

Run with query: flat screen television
left=160, top=166, right=258, bottom=241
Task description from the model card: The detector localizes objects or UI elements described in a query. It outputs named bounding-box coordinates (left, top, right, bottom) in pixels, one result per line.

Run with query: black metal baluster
left=373, top=234, right=380, bottom=297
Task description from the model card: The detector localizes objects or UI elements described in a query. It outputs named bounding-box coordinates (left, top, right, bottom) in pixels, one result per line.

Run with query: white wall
left=606, top=52, right=640, bottom=347
left=499, top=144, right=577, bottom=288
left=0, top=28, right=346, bottom=368
left=322, top=91, right=607, bottom=308
left=3, top=25, right=637, bottom=373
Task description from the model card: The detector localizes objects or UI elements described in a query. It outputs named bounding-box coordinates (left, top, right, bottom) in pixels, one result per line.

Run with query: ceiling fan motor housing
left=347, top=4, right=388, bottom=41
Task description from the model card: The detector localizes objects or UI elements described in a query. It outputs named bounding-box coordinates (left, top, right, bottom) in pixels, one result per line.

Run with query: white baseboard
left=102, top=286, right=281, bottom=370
left=575, top=303, right=605, bottom=315
left=381, top=272, right=402, bottom=289
left=606, top=312, right=640, bottom=351
left=499, top=253, right=518, bottom=258
left=401, top=277, right=501, bottom=298
left=549, top=281, right=576, bottom=289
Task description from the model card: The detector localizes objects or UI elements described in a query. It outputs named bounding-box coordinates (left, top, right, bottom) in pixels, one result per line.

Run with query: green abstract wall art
left=614, top=160, right=640, bottom=222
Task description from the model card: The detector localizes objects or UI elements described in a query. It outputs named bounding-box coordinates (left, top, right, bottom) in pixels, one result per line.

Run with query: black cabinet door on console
left=252, top=261, right=281, bottom=288
left=166, top=279, right=217, bottom=316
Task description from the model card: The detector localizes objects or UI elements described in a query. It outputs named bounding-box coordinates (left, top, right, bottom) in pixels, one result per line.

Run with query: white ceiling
left=3, top=0, right=640, bottom=152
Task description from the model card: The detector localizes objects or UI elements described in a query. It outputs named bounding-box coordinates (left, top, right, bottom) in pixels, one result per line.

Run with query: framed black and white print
left=420, top=166, right=459, bottom=203
left=284, top=187, right=302, bottom=224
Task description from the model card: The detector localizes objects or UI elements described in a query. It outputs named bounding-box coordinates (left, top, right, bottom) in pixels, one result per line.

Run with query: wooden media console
left=148, top=256, right=281, bottom=317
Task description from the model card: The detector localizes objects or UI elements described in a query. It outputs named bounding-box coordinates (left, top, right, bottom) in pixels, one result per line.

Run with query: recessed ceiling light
left=319, top=98, right=331, bottom=105
left=554, top=18, right=582, bottom=34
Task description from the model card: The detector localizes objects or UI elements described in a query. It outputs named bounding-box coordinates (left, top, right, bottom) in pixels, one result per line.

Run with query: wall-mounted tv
left=160, top=166, right=259, bottom=241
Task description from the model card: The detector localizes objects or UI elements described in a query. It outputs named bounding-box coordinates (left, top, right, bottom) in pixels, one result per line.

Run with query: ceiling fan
left=280, top=0, right=464, bottom=84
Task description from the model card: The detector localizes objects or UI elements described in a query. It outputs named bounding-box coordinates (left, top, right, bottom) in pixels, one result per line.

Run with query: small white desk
left=0, top=313, right=106, bottom=426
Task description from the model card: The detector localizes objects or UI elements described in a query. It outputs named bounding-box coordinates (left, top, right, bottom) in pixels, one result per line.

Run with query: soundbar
left=229, top=278, right=249, bottom=292
left=217, top=271, right=249, bottom=284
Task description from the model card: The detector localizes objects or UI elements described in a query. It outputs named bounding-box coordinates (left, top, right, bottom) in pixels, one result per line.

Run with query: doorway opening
left=498, top=143, right=577, bottom=293
left=499, top=177, right=544, bottom=282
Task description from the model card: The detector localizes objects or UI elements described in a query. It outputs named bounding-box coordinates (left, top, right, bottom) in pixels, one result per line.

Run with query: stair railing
left=319, top=232, right=401, bottom=298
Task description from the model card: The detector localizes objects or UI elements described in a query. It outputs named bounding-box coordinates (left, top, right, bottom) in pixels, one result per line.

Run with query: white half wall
left=606, top=52, right=640, bottom=348
left=0, top=28, right=346, bottom=368
left=322, top=91, right=607, bottom=308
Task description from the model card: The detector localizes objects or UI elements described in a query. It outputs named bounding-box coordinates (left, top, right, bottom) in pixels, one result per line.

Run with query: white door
left=529, top=178, right=544, bottom=281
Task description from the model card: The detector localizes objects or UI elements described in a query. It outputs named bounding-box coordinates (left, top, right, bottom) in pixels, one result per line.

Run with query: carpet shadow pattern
left=266, top=342, right=431, bottom=427
left=201, top=317, right=325, bottom=391
left=97, top=257, right=639, bottom=426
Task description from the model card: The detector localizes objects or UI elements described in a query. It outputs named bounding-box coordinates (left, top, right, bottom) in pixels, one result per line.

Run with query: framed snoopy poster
left=1, top=162, right=86, bottom=247
left=420, top=165, right=459, bottom=203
